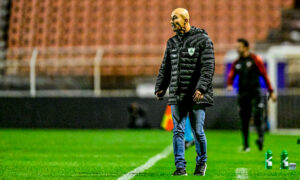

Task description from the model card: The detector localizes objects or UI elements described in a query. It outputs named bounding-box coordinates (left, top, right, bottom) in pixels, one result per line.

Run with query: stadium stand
left=0, top=0, right=298, bottom=91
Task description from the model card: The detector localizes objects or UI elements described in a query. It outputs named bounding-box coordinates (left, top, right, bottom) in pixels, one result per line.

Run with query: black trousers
left=238, top=92, right=264, bottom=148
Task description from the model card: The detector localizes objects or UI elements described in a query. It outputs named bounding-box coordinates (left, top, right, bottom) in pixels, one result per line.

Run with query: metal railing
left=1, top=47, right=106, bottom=97
left=0, top=45, right=236, bottom=97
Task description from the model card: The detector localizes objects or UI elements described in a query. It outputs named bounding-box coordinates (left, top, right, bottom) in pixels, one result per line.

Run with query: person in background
left=128, top=102, right=150, bottom=129
left=185, top=117, right=195, bottom=149
left=227, top=38, right=277, bottom=152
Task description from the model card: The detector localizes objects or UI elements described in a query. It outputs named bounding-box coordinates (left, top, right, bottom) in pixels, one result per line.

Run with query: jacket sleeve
left=227, top=60, right=238, bottom=86
left=155, top=42, right=171, bottom=95
left=252, top=54, right=274, bottom=93
left=196, top=37, right=215, bottom=94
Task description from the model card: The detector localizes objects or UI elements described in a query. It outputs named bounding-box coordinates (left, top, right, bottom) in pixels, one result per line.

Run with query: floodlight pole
left=94, top=48, right=104, bottom=96
left=30, top=48, right=38, bottom=97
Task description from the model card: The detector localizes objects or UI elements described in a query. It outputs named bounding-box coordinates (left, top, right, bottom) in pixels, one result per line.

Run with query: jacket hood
left=176, top=26, right=208, bottom=37
left=190, top=26, right=208, bottom=35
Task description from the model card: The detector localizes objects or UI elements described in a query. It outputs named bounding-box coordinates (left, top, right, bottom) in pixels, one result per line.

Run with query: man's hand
left=227, top=85, right=233, bottom=91
left=269, top=92, right=277, bottom=102
left=193, top=90, right=204, bottom=102
left=156, top=90, right=165, bottom=100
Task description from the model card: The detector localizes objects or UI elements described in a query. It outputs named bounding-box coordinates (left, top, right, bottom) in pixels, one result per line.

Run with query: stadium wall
left=1, top=96, right=299, bottom=129
left=0, top=97, right=240, bottom=129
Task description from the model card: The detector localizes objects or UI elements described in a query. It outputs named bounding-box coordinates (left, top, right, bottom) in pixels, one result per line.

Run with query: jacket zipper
left=177, top=42, right=183, bottom=98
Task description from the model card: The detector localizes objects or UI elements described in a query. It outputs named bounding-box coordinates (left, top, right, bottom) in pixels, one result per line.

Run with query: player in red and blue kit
left=227, top=38, right=277, bottom=151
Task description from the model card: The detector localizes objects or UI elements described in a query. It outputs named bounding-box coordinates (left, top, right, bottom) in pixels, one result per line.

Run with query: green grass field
left=0, top=129, right=299, bottom=179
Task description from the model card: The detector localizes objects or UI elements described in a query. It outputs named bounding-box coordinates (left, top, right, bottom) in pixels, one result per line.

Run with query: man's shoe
left=243, top=146, right=251, bottom=152
left=185, top=140, right=195, bottom=149
left=194, top=163, right=207, bottom=176
left=256, top=139, right=263, bottom=151
left=172, top=168, right=187, bottom=176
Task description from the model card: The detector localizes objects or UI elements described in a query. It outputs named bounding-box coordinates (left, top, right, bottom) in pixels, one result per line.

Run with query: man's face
left=236, top=42, right=248, bottom=55
left=170, top=12, right=186, bottom=33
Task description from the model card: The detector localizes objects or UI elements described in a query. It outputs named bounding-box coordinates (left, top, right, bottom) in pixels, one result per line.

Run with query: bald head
left=172, top=8, right=190, bottom=21
left=170, top=8, right=191, bottom=34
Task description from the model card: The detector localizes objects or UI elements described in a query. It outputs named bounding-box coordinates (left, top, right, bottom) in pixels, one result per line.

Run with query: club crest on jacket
left=188, top=48, right=195, bottom=56
left=246, top=61, right=252, bottom=68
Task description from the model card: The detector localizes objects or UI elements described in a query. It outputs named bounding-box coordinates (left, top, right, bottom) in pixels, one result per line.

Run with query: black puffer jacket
left=155, top=26, right=215, bottom=106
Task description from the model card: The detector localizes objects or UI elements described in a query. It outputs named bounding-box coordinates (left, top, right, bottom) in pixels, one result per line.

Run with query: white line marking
left=117, top=144, right=173, bottom=180
left=270, top=129, right=300, bottom=136
left=235, top=168, right=248, bottom=179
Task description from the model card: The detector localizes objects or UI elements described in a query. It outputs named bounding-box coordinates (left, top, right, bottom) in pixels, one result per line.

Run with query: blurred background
left=0, top=0, right=300, bottom=130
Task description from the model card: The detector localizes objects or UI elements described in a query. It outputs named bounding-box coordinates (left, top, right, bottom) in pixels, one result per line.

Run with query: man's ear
left=183, top=19, right=188, bottom=26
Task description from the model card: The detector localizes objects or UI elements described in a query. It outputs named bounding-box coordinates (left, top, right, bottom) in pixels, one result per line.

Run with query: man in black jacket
left=227, top=38, right=277, bottom=152
left=155, top=8, right=215, bottom=176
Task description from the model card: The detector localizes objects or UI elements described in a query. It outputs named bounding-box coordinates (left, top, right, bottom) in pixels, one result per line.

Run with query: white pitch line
left=270, top=129, right=300, bottom=136
left=235, top=168, right=248, bottom=179
left=117, top=144, right=173, bottom=180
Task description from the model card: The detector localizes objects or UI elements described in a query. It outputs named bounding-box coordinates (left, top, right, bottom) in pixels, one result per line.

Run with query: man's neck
left=185, top=24, right=191, bottom=33
left=241, top=51, right=250, bottom=58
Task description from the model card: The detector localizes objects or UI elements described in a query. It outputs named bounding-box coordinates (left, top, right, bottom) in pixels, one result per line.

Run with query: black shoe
left=185, top=140, right=195, bottom=149
left=256, top=139, right=263, bottom=151
left=194, top=163, right=207, bottom=176
left=172, top=168, right=187, bottom=176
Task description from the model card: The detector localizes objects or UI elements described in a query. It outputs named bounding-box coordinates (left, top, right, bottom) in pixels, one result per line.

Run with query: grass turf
left=0, top=129, right=299, bottom=179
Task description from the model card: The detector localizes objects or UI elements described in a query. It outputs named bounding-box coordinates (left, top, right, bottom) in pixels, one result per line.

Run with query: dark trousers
left=238, top=92, right=264, bottom=148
